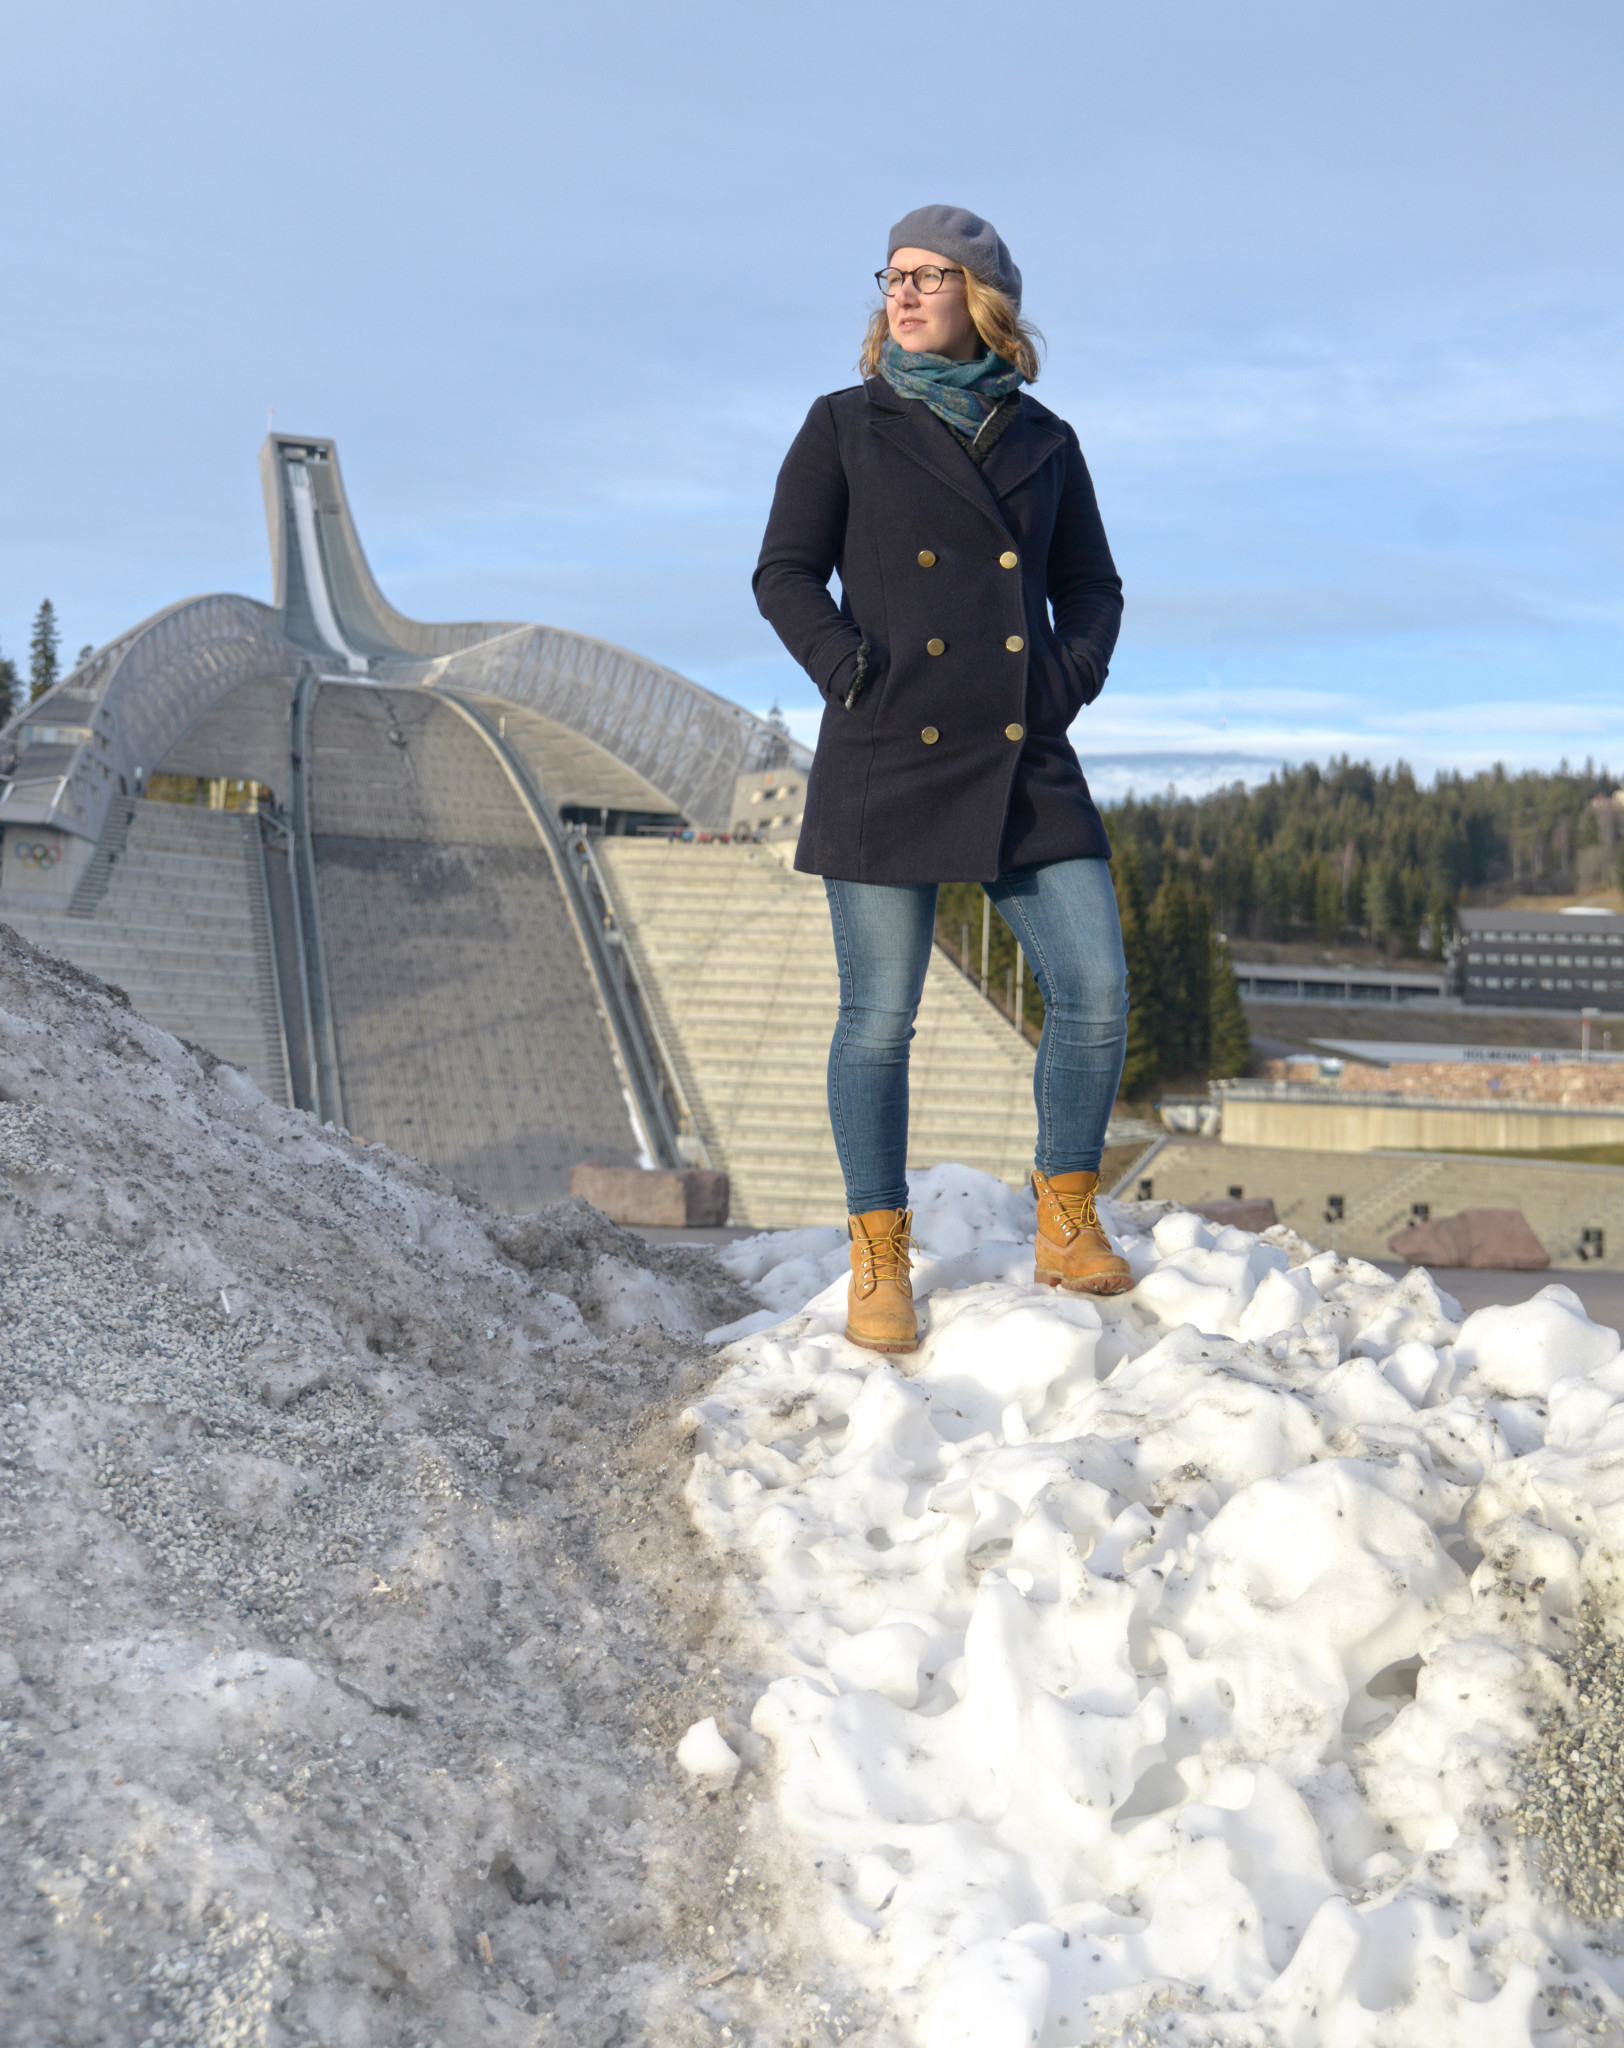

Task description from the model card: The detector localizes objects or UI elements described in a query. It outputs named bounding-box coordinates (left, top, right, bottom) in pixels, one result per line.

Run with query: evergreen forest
left=1105, top=758, right=1624, bottom=957
left=939, top=759, right=1624, bottom=1100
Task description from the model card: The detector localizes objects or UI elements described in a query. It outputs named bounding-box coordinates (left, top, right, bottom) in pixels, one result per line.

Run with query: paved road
left=1249, top=1001, right=1618, bottom=1056
left=1374, top=1260, right=1624, bottom=1336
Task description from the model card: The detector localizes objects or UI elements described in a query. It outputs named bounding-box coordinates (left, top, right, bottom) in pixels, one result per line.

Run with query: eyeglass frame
left=874, top=265, right=965, bottom=297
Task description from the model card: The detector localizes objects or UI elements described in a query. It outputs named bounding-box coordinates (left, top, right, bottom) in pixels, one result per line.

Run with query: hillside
left=1105, top=758, right=1624, bottom=956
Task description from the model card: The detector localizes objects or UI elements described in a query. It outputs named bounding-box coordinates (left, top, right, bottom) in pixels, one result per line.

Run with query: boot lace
left=1043, top=1180, right=1101, bottom=1241
left=855, top=1214, right=913, bottom=1286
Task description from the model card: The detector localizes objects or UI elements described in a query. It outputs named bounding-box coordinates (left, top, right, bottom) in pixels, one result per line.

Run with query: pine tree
left=28, top=600, right=60, bottom=703
left=1208, top=932, right=1252, bottom=1078
left=1113, top=846, right=1161, bottom=1097
left=1363, top=860, right=1392, bottom=945
left=1150, top=865, right=1211, bottom=1073
left=1312, top=858, right=1342, bottom=941
left=0, top=642, right=19, bottom=725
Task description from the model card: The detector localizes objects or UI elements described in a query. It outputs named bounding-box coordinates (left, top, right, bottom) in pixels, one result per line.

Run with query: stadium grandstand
left=0, top=436, right=1052, bottom=1225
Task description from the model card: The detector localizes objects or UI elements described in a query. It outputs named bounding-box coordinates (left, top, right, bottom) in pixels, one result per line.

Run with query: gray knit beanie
left=887, top=204, right=1022, bottom=309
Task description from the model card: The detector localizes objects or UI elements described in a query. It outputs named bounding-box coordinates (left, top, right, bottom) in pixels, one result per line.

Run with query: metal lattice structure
left=391, top=627, right=801, bottom=834
left=0, top=596, right=293, bottom=847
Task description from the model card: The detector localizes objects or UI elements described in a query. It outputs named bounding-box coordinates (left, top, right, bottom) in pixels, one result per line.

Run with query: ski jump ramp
left=1, top=438, right=1044, bottom=1225
left=1, top=435, right=803, bottom=861
left=0, top=437, right=811, bottom=1210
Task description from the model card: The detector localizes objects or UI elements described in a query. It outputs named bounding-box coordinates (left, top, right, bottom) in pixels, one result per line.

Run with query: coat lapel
left=979, top=403, right=1066, bottom=501
left=864, top=381, right=1003, bottom=523
left=865, top=382, right=1065, bottom=518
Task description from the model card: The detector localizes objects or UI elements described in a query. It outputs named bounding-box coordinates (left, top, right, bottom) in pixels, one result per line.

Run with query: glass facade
left=1461, top=916, right=1624, bottom=1008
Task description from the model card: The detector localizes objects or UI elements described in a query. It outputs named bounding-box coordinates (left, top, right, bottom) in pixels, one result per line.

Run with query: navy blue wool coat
left=753, top=377, right=1123, bottom=883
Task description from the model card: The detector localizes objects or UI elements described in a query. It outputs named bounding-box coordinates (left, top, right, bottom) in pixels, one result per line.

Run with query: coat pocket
left=839, top=636, right=889, bottom=712
left=1057, top=638, right=1101, bottom=710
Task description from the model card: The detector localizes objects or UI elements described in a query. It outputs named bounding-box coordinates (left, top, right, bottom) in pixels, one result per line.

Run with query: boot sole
left=844, top=1327, right=920, bottom=1354
left=1035, top=1267, right=1135, bottom=1297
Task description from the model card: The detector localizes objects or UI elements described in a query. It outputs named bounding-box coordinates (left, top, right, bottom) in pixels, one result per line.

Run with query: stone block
left=1388, top=1206, right=1549, bottom=1270
left=1188, top=1196, right=1278, bottom=1233
left=569, top=1162, right=730, bottom=1229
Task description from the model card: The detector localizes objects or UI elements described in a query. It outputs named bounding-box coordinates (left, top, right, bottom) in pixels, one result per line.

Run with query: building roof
left=1459, top=908, right=1624, bottom=938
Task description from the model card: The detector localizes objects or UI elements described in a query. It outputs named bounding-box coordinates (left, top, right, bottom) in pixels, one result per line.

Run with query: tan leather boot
left=846, top=1208, right=919, bottom=1354
left=1033, top=1170, right=1134, bottom=1295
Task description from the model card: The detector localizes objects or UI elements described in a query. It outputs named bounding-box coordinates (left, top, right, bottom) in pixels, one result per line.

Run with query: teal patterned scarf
left=878, top=335, right=1024, bottom=438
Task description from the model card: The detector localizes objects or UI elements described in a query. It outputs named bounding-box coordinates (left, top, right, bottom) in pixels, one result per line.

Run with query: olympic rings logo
left=11, top=841, right=63, bottom=870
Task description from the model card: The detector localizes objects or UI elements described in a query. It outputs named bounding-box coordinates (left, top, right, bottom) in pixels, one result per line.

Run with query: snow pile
left=1, top=922, right=845, bottom=2048
left=16, top=895, right=1624, bottom=2048
left=693, top=1165, right=1624, bottom=2045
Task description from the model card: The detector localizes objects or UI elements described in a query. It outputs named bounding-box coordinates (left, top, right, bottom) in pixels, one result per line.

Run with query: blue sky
left=2, top=0, right=1620, bottom=795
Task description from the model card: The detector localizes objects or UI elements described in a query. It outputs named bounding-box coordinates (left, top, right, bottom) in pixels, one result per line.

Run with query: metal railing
left=572, top=834, right=713, bottom=1170
left=288, top=674, right=344, bottom=1126
left=936, top=907, right=1038, bottom=1047
left=243, top=809, right=295, bottom=1111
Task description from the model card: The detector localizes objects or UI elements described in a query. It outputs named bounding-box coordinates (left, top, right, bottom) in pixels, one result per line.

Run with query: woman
left=754, top=204, right=1131, bottom=1354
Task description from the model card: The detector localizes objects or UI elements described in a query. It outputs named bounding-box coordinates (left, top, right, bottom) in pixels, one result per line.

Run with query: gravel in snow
left=0, top=921, right=871, bottom=2048
left=10, top=907, right=1624, bottom=2048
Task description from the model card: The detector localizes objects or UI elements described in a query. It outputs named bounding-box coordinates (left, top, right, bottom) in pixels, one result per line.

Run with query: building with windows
left=1458, top=907, right=1624, bottom=1009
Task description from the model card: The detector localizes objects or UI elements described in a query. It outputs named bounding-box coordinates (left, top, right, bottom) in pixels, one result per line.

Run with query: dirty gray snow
left=11, top=910, right=1624, bottom=2048
left=0, top=922, right=876, bottom=2048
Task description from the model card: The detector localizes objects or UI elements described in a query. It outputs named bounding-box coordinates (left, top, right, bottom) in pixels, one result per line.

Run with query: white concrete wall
left=0, top=826, right=94, bottom=907
left=1222, top=1095, right=1624, bottom=1155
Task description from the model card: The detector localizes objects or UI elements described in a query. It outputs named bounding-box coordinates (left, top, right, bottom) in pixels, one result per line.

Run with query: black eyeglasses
left=875, top=265, right=964, bottom=296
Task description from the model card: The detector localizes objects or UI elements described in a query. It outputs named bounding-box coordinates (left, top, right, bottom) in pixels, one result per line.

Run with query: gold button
left=926, top=637, right=946, bottom=656
left=1005, top=722, right=1024, bottom=742
left=999, top=550, right=1018, bottom=569
left=1006, top=634, right=1025, bottom=653
left=921, top=726, right=940, bottom=745
left=917, top=549, right=937, bottom=568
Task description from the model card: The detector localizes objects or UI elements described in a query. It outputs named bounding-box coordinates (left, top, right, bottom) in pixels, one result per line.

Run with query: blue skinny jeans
left=824, top=858, right=1129, bottom=1215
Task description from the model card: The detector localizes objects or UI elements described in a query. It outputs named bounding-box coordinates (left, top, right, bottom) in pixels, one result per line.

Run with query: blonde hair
left=861, top=268, right=1044, bottom=382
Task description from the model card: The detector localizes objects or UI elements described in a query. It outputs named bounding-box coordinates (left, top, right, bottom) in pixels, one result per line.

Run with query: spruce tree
left=28, top=600, right=60, bottom=703
left=1113, top=846, right=1161, bottom=1097
left=1150, top=865, right=1211, bottom=1073
left=1312, top=858, right=1342, bottom=941
left=1362, top=860, right=1392, bottom=945
left=1208, top=932, right=1252, bottom=1078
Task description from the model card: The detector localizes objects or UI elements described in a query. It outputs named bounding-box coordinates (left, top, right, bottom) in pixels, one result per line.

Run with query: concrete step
left=597, top=840, right=1041, bottom=1224
left=25, top=896, right=260, bottom=924
left=4, top=806, right=286, bottom=1104
left=122, top=866, right=253, bottom=883
left=7, top=952, right=262, bottom=991
left=101, top=885, right=257, bottom=908
left=665, top=1027, right=1028, bottom=1071
left=15, top=922, right=259, bottom=950
left=102, top=891, right=256, bottom=913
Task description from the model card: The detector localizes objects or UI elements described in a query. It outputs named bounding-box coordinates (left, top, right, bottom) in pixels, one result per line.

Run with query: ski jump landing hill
left=0, top=438, right=1045, bottom=1224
